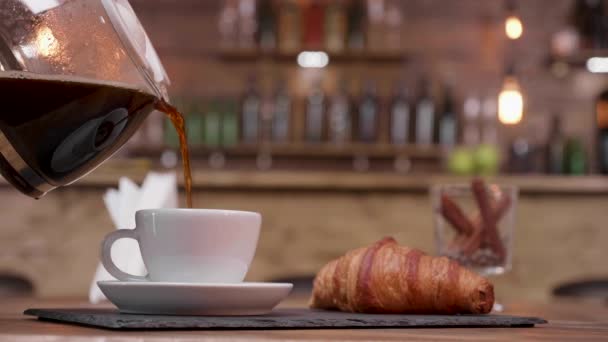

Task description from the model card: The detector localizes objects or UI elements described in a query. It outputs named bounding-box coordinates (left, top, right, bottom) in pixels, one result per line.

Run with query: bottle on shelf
left=389, top=80, right=410, bottom=145
left=145, top=110, right=166, bottom=148
left=508, top=137, right=532, bottom=173
left=328, top=78, right=352, bottom=144
left=480, top=95, right=498, bottom=145
left=366, top=0, right=385, bottom=52
left=358, top=80, right=379, bottom=143
left=302, top=0, right=325, bottom=50
left=272, top=79, right=292, bottom=143
left=257, top=0, right=276, bottom=51
left=325, top=1, right=347, bottom=53
left=204, top=100, right=222, bottom=147
left=570, top=0, right=608, bottom=50
left=260, top=94, right=275, bottom=143
left=546, top=114, right=566, bottom=174
left=278, top=0, right=301, bottom=53
left=305, top=80, right=326, bottom=142
left=241, top=76, right=261, bottom=143
left=596, top=89, right=608, bottom=174
left=222, top=98, right=239, bottom=146
left=164, top=115, right=180, bottom=149
left=347, top=0, right=366, bottom=51
left=237, top=0, right=257, bottom=49
left=438, top=84, right=458, bottom=147
left=384, top=0, right=403, bottom=52
left=186, top=100, right=205, bottom=147
left=565, top=137, right=587, bottom=175
left=462, top=94, right=481, bottom=146
left=218, top=0, right=239, bottom=49
left=414, top=78, right=436, bottom=146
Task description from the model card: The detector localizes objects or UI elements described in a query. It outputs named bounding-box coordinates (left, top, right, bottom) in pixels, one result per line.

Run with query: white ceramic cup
left=101, top=209, right=261, bottom=283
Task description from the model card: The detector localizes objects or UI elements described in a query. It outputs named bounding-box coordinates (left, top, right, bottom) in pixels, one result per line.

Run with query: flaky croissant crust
left=310, top=237, right=494, bottom=314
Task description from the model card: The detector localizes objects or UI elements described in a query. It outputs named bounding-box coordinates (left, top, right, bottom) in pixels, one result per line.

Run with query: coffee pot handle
left=101, top=229, right=148, bottom=282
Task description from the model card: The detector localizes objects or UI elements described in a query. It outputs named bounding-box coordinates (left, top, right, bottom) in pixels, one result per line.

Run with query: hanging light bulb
left=504, top=0, right=523, bottom=40
left=505, top=16, right=523, bottom=39
left=498, top=67, right=524, bottom=125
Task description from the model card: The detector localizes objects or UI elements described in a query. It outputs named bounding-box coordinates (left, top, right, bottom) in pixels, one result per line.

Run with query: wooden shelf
left=130, top=143, right=443, bottom=160
left=12, top=158, right=608, bottom=195
left=218, top=48, right=407, bottom=63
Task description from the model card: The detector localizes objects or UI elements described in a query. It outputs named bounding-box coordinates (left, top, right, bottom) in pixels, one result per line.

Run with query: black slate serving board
left=24, top=308, right=547, bottom=330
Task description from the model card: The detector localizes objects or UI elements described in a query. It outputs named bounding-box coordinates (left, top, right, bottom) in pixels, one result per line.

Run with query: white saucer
left=97, top=281, right=293, bottom=316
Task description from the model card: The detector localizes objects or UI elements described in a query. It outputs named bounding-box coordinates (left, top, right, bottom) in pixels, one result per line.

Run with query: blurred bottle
left=238, top=0, right=257, bottom=49
left=302, top=0, right=325, bottom=50
left=565, top=137, right=587, bottom=174
left=164, top=116, right=180, bottom=149
left=358, top=80, right=379, bottom=143
left=347, top=0, right=366, bottom=51
left=257, top=0, right=276, bottom=51
left=414, top=78, right=436, bottom=146
left=260, top=94, right=274, bottom=143
left=218, top=0, right=239, bottom=49
left=222, top=98, right=239, bottom=146
left=438, top=84, right=458, bottom=147
left=305, top=81, right=326, bottom=142
left=204, top=100, right=222, bottom=147
left=508, top=137, right=532, bottom=173
left=186, top=101, right=205, bottom=147
left=241, top=76, right=261, bottom=143
left=325, top=1, right=347, bottom=53
left=480, top=96, right=498, bottom=145
left=278, top=0, right=301, bottom=53
left=596, top=89, right=608, bottom=173
left=272, top=79, right=291, bottom=142
left=546, top=114, right=566, bottom=174
left=385, top=0, right=402, bottom=52
left=328, top=78, right=352, bottom=144
left=162, top=98, right=188, bottom=149
left=571, top=0, right=608, bottom=49
left=462, top=94, right=481, bottom=146
left=366, top=0, right=385, bottom=52
left=143, top=110, right=165, bottom=148
left=389, top=80, right=410, bottom=145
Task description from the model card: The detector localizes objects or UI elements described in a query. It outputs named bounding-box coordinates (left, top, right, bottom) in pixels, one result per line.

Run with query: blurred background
left=0, top=0, right=607, bottom=303
left=124, top=0, right=607, bottom=176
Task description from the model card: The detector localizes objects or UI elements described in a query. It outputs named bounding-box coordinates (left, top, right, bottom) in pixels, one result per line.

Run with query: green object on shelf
left=186, top=102, right=205, bottom=146
left=204, top=101, right=222, bottom=147
left=474, top=144, right=500, bottom=175
left=164, top=116, right=180, bottom=148
left=222, top=99, right=239, bottom=146
left=447, top=148, right=475, bottom=175
left=564, top=138, right=587, bottom=175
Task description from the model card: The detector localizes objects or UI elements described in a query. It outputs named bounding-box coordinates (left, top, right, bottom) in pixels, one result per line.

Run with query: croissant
left=310, top=237, right=494, bottom=314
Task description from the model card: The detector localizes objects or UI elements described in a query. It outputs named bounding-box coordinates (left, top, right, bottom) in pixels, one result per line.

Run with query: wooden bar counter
left=1, top=297, right=607, bottom=341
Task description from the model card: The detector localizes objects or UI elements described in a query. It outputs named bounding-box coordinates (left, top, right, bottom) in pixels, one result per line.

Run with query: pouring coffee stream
left=155, top=99, right=193, bottom=208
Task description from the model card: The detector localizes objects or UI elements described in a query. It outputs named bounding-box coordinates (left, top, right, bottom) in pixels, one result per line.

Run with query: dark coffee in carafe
left=0, top=71, right=156, bottom=198
left=0, top=71, right=194, bottom=207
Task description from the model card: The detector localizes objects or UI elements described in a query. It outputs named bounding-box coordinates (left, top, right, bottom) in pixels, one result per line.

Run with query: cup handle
left=101, top=229, right=148, bottom=282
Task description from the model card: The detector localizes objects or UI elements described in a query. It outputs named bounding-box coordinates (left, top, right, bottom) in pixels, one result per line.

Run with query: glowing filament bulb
left=498, top=77, right=523, bottom=125
left=505, top=15, right=523, bottom=40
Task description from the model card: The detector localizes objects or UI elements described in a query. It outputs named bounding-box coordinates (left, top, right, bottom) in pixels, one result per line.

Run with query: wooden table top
left=1, top=297, right=607, bottom=341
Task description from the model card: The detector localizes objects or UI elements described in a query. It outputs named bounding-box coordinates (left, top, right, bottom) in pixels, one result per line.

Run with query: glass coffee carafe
left=0, top=0, right=169, bottom=198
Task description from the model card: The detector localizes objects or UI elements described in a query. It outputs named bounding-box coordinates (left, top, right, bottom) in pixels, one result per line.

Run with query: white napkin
left=88, top=172, right=178, bottom=304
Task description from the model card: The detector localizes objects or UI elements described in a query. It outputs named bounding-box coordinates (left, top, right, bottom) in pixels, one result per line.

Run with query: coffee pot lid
left=101, top=0, right=170, bottom=100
